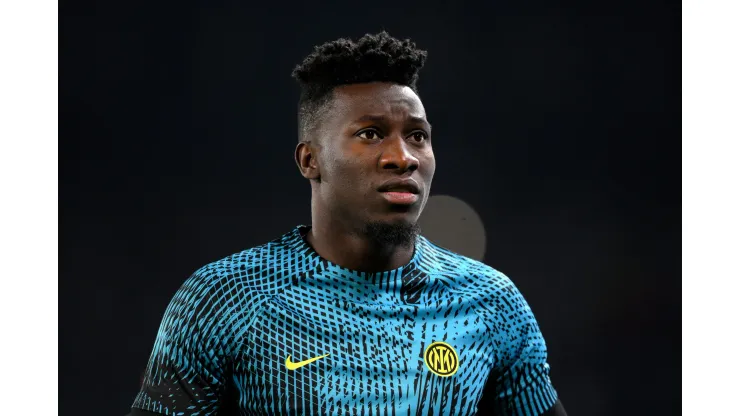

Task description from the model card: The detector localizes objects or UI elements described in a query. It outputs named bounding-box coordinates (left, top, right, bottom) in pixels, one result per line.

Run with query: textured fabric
left=131, top=225, right=558, bottom=415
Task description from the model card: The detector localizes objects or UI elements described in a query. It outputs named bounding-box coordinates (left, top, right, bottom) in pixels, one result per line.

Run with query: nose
left=379, top=136, right=420, bottom=173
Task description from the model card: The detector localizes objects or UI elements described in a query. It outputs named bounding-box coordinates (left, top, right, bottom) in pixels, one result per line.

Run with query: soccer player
left=130, top=32, right=567, bottom=416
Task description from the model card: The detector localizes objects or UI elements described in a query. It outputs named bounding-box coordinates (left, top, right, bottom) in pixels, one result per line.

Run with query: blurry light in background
left=418, top=195, right=486, bottom=261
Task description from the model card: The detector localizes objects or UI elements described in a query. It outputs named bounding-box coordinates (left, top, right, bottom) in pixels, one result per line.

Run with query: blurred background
left=60, top=1, right=680, bottom=415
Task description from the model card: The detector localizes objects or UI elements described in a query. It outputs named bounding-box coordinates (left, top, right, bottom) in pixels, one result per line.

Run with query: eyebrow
left=352, top=114, right=433, bottom=132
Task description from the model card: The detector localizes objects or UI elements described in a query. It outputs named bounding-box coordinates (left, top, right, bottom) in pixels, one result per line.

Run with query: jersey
left=131, top=225, right=559, bottom=415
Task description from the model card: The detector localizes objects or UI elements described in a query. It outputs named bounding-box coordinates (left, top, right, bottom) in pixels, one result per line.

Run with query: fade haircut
left=291, top=31, right=428, bottom=143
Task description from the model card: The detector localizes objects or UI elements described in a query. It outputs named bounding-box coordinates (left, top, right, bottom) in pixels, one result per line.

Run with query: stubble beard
left=361, top=219, right=421, bottom=249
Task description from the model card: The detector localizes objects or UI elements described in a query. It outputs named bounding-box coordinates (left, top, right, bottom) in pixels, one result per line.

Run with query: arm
left=481, top=276, right=566, bottom=416
left=129, top=268, right=232, bottom=415
left=542, top=399, right=568, bottom=416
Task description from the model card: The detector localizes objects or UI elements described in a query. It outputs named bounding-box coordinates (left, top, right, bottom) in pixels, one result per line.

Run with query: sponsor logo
left=285, top=353, right=330, bottom=371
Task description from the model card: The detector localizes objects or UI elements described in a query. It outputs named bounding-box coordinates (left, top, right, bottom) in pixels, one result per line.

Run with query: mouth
left=380, top=191, right=419, bottom=205
left=377, top=178, right=421, bottom=205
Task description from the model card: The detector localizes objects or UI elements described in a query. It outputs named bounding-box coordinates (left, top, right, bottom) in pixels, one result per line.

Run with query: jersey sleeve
left=131, top=267, right=234, bottom=415
left=487, top=276, right=560, bottom=416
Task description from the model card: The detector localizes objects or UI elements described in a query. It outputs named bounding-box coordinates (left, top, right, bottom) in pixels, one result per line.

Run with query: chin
left=362, top=217, right=421, bottom=247
left=379, top=212, right=418, bottom=226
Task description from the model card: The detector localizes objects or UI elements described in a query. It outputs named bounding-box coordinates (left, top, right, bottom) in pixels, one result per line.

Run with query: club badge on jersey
left=424, top=341, right=459, bottom=377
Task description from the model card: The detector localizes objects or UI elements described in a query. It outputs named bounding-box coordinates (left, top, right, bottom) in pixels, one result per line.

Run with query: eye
left=357, top=129, right=383, bottom=141
left=409, top=131, right=428, bottom=142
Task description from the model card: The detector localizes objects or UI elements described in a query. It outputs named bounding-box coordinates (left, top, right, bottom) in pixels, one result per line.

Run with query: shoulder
left=163, top=235, right=298, bottom=331
left=416, top=236, right=520, bottom=297
left=159, top=236, right=299, bottom=347
left=416, top=237, right=535, bottom=323
left=187, top=235, right=296, bottom=296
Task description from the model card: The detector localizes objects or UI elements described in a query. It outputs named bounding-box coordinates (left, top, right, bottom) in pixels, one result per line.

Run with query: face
left=296, top=82, right=436, bottom=232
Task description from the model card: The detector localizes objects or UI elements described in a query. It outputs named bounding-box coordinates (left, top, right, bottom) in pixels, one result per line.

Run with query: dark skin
left=130, top=85, right=567, bottom=416
left=294, top=81, right=568, bottom=416
left=295, top=82, right=435, bottom=272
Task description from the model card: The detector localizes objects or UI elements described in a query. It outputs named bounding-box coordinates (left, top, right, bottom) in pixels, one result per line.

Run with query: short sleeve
left=131, top=268, right=233, bottom=415
left=489, top=284, right=559, bottom=416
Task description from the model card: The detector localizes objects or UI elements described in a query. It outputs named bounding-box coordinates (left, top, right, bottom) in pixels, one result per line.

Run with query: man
left=130, top=31, right=567, bottom=416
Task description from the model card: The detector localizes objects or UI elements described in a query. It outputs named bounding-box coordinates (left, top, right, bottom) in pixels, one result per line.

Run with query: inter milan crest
left=424, top=341, right=459, bottom=377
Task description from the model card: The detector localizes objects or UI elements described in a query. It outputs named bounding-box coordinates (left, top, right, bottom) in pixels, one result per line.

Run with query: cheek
left=322, top=155, right=370, bottom=191
left=323, top=143, right=370, bottom=177
left=319, top=147, right=345, bottom=178
left=422, top=153, right=436, bottom=181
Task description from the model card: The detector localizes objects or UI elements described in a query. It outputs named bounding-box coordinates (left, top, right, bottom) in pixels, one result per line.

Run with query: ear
left=295, top=141, right=321, bottom=181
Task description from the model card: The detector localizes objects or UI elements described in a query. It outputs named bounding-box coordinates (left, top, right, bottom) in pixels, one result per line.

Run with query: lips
left=377, top=178, right=421, bottom=205
left=381, top=191, right=419, bottom=205
left=377, top=178, right=421, bottom=194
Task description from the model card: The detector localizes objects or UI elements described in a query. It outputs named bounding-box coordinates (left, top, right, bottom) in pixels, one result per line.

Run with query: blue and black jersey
left=131, top=225, right=558, bottom=415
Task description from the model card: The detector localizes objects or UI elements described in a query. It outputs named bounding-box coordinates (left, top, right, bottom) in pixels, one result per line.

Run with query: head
left=292, top=32, right=436, bottom=247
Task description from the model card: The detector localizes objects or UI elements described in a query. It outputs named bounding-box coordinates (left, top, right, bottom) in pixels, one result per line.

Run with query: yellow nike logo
left=285, top=353, right=330, bottom=370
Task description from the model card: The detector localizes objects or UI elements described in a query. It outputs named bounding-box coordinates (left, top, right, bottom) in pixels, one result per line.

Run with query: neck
left=307, top=208, right=416, bottom=273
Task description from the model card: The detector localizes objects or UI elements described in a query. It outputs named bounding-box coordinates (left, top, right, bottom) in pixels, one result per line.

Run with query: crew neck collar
left=284, top=224, right=423, bottom=285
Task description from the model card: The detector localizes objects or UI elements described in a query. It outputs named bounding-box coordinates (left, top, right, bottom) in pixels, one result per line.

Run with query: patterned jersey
left=131, top=225, right=558, bottom=416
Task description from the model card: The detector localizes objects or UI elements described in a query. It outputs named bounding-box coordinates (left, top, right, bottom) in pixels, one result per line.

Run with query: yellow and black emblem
left=424, top=341, right=459, bottom=377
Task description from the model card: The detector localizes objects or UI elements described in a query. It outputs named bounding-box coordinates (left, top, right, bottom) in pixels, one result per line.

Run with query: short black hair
left=291, top=31, right=428, bottom=143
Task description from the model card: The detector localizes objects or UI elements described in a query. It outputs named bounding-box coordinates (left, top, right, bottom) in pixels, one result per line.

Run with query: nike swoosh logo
left=285, top=353, right=330, bottom=370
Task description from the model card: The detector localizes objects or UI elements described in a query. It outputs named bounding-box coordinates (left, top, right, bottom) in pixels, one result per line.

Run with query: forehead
left=329, top=83, right=426, bottom=121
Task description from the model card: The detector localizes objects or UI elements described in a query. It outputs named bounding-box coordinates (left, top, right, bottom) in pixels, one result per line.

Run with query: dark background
left=60, top=1, right=680, bottom=415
